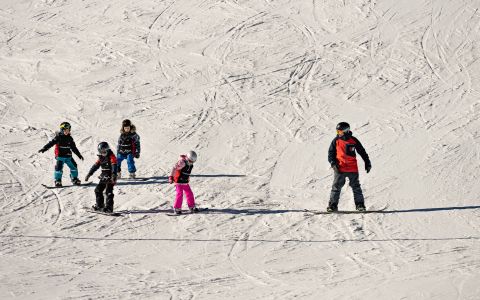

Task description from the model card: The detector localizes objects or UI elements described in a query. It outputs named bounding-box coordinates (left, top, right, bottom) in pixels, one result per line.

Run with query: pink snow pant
left=174, top=184, right=195, bottom=209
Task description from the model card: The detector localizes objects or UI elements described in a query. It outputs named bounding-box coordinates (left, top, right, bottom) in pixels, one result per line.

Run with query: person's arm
left=70, top=138, right=83, bottom=160
left=117, top=135, right=122, bottom=154
left=133, top=134, right=140, bottom=158
left=110, top=153, right=118, bottom=177
left=328, top=137, right=338, bottom=167
left=38, top=135, right=58, bottom=153
left=353, top=137, right=371, bottom=172
left=169, top=159, right=186, bottom=183
left=85, top=160, right=101, bottom=181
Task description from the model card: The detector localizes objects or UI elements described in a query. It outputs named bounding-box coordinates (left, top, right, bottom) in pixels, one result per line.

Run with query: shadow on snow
left=113, top=174, right=246, bottom=186
left=381, top=205, right=480, bottom=214
left=117, top=205, right=480, bottom=215
left=1, top=235, right=479, bottom=244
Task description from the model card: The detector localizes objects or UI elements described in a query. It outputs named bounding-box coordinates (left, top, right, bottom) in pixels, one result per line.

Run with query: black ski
left=166, top=207, right=209, bottom=216
left=42, top=182, right=92, bottom=189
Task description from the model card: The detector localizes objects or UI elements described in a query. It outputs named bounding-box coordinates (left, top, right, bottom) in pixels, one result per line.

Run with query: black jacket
left=87, top=150, right=118, bottom=181
left=40, top=132, right=82, bottom=158
left=117, top=126, right=140, bottom=156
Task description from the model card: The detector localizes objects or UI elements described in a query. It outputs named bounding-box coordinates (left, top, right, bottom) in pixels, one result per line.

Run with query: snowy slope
left=1, top=0, right=480, bottom=299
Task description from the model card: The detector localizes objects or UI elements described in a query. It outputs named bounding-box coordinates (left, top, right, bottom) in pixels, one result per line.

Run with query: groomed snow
left=1, top=0, right=480, bottom=299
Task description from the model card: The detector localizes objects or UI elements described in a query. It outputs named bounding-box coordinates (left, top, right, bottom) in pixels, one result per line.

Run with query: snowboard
left=85, top=208, right=122, bottom=217
left=118, top=177, right=149, bottom=181
left=305, top=205, right=388, bottom=215
left=42, top=182, right=92, bottom=189
left=166, top=207, right=209, bottom=216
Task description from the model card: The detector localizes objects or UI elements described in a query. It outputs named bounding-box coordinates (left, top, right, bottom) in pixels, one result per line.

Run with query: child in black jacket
left=85, top=142, right=118, bottom=213
left=38, top=122, right=84, bottom=187
left=116, top=119, right=140, bottom=179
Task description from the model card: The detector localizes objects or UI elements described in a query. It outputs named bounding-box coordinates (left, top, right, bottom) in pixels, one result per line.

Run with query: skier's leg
left=184, top=184, right=195, bottom=208
left=54, top=158, right=64, bottom=181
left=95, top=182, right=106, bottom=208
left=173, top=185, right=184, bottom=209
left=329, top=172, right=346, bottom=207
left=126, top=154, right=136, bottom=174
left=348, top=173, right=365, bottom=205
left=64, top=157, right=78, bottom=179
left=105, top=183, right=114, bottom=212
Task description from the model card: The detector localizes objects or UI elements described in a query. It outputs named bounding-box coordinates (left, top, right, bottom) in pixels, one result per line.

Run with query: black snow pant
left=329, top=171, right=365, bottom=206
left=95, top=180, right=114, bottom=210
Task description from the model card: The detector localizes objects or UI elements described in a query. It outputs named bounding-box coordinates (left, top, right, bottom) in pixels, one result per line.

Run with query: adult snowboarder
left=169, top=151, right=198, bottom=215
left=38, top=122, right=84, bottom=187
left=85, top=142, right=118, bottom=213
left=327, top=122, right=371, bottom=212
left=116, top=119, right=141, bottom=179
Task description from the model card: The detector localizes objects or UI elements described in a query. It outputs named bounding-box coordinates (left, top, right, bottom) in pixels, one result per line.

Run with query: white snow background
left=1, top=0, right=480, bottom=299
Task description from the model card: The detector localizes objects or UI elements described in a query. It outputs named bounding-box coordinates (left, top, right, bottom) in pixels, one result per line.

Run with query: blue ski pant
left=55, top=157, right=78, bottom=180
left=117, top=153, right=136, bottom=173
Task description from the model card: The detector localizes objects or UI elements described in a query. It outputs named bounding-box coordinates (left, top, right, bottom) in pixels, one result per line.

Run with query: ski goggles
left=60, top=122, right=71, bottom=129
left=336, top=129, right=348, bottom=135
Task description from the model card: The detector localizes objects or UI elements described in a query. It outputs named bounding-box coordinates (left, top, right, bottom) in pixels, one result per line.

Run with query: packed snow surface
left=1, top=0, right=480, bottom=299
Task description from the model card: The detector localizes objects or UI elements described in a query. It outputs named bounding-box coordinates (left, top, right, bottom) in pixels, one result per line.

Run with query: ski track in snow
left=1, top=0, right=480, bottom=299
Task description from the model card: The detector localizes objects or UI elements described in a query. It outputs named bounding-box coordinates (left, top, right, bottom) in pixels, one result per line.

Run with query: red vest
left=336, top=137, right=359, bottom=173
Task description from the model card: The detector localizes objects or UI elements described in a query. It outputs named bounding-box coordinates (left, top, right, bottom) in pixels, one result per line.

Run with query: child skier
left=168, top=151, right=198, bottom=214
left=84, top=142, right=118, bottom=213
left=116, top=119, right=141, bottom=179
left=327, top=122, right=371, bottom=212
left=38, top=122, right=84, bottom=187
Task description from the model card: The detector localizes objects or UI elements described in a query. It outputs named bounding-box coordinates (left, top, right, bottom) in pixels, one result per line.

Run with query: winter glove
left=78, top=154, right=84, bottom=161
left=365, top=164, right=372, bottom=173
left=168, top=176, right=174, bottom=184
left=134, top=153, right=140, bottom=159
left=38, top=148, right=46, bottom=153
left=331, top=163, right=339, bottom=173
left=85, top=175, right=90, bottom=182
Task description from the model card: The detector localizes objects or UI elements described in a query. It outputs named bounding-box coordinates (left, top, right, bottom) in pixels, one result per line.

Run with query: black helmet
left=122, top=119, right=132, bottom=127
left=60, top=122, right=71, bottom=130
left=336, top=122, right=350, bottom=132
left=97, top=142, right=110, bottom=156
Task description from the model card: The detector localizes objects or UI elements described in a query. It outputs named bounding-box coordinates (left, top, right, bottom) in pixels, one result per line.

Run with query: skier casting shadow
left=327, top=122, right=372, bottom=212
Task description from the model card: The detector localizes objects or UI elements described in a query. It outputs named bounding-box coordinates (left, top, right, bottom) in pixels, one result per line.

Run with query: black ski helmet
left=97, top=142, right=110, bottom=155
left=336, top=122, right=350, bottom=132
left=60, top=122, right=71, bottom=130
left=122, top=119, right=132, bottom=127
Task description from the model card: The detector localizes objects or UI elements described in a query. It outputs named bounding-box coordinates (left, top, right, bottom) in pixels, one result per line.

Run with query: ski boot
left=72, top=177, right=81, bottom=185
left=55, top=180, right=62, bottom=187
left=189, top=206, right=199, bottom=213
left=326, top=204, right=338, bottom=213
left=103, top=207, right=113, bottom=213
left=92, top=205, right=104, bottom=211
left=173, top=208, right=182, bottom=215
left=129, top=172, right=136, bottom=179
left=104, top=198, right=114, bottom=213
left=356, top=203, right=366, bottom=212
